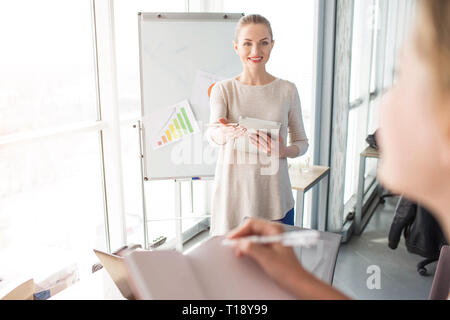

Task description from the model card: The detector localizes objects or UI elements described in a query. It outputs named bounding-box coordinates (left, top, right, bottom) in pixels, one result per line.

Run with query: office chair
left=428, top=245, right=450, bottom=300
left=388, top=197, right=447, bottom=276
left=379, top=192, right=396, bottom=204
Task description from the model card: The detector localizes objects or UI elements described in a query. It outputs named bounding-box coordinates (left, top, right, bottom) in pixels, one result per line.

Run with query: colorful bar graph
left=152, top=100, right=200, bottom=150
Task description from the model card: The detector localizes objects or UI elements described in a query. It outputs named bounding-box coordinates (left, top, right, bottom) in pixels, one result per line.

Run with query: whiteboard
left=139, top=12, right=243, bottom=180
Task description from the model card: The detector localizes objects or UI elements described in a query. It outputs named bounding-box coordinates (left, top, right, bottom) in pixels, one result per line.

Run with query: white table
left=289, top=165, right=330, bottom=231
left=355, top=146, right=380, bottom=235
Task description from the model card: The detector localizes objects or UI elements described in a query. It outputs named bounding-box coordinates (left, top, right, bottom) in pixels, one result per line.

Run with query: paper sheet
left=144, top=100, right=200, bottom=150
left=190, top=70, right=226, bottom=110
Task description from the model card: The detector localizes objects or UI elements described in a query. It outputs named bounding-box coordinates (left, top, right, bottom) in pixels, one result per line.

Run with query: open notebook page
left=186, top=236, right=296, bottom=300
left=125, top=250, right=205, bottom=300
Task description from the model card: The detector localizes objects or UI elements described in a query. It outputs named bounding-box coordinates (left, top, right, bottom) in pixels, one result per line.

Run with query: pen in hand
left=206, top=123, right=239, bottom=127
left=222, top=230, right=320, bottom=248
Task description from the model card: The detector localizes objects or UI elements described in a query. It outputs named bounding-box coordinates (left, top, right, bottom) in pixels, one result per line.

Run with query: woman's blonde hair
left=234, top=14, right=273, bottom=42
left=416, top=0, right=450, bottom=94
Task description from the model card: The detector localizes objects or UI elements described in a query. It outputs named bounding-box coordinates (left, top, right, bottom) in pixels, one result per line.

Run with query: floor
left=184, top=196, right=436, bottom=300
left=333, top=196, right=436, bottom=300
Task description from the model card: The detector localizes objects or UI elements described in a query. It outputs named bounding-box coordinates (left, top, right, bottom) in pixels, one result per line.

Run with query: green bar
left=181, top=107, right=193, bottom=133
left=173, top=118, right=183, bottom=136
left=177, top=113, right=188, bottom=134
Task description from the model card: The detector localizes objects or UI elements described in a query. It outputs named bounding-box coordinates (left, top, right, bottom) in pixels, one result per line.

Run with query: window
left=349, top=0, right=375, bottom=104
left=343, top=0, right=417, bottom=221
left=0, top=0, right=105, bottom=281
left=0, top=133, right=105, bottom=280
left=383, top=0, right=400, bottom=89
left=0, top=1, right=97, bottom=136
left=344, top=0, right=378, bottom=206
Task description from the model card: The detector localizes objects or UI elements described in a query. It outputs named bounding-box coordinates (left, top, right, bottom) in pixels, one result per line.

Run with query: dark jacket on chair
left=388, top=197, right=447, bottom=259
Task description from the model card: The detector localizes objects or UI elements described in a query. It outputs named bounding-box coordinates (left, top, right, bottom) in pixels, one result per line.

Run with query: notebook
left=93, top=249, right=136, bottom=300
left=234, top=116, right=281, bottom=154
left=124, top=236, right=296, bottom=300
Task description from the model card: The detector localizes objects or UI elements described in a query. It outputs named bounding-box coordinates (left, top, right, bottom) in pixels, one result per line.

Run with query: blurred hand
left=227, top=218, right=350, bottom=300
left=226, top=218, right=307, bottom=290
left=214, top=117, right=247, bottom=142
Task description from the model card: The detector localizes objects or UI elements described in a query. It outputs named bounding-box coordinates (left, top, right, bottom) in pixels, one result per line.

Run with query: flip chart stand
left=138, top=120, right=213, bottom=251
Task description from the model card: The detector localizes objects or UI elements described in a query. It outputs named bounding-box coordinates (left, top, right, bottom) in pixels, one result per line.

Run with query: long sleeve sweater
left=206, top=77, right=308, bottom=235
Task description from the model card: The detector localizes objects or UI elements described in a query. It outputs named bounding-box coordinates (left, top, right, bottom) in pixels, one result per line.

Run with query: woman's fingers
left=227, top=219, right=255, bottom=239
left=218, top=117, right=228, bottom=125
left=235, top=240, right=273, bottom=264
left=257, top=131, right=274, bottom=151
left=220, top=125, right=244, bottom=138
left=218, top=118, right=240, bottom=131
left=234, top=126, right=247, bottom=137
left=256, top=130, right=270, bottom=143
left=249, top=133, right=271, bottom=153
left=223, top=128, right=276, bottom=153
left=216, top=119, right=248, bottom=139
left=234, top=130, right=246, bottom=138
left=249, top=134, right=260, bottom=147
left=227, top=218, right=284, bottom=239
left=225, top=126, right=246, bottom=139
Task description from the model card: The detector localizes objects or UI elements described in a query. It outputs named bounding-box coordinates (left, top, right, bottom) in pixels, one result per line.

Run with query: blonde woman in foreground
left=226, top=0, right=450, bottom=300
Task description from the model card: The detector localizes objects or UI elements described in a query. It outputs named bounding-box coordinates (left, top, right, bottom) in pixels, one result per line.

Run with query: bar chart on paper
left=153, top=100, right=200, bottom=150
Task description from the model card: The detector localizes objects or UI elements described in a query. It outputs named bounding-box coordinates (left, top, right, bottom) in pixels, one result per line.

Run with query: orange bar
left=166, top=130, right=172, bottom=141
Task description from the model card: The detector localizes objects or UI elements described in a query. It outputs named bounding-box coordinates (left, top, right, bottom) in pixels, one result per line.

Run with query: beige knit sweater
left=207, top=78, right=309, bottom=235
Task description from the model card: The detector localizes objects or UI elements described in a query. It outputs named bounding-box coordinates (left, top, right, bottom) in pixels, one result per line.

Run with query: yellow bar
left=170, top=124, right=177, bottom=139
left=166, top=130, right=172, bottom=141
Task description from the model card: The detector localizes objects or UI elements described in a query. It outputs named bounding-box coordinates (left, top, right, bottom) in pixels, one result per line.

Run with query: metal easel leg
left=175, top=180, right=183, bottom=252
left=137, top=120, right=149, bottom=250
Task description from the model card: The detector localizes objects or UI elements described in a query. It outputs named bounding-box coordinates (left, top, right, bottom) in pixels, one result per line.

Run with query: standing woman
left=207, top=14, right=309, bottom=235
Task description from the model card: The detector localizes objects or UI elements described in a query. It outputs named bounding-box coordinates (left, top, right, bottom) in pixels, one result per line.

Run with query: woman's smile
left=248, top=56, right=263, bottom=63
